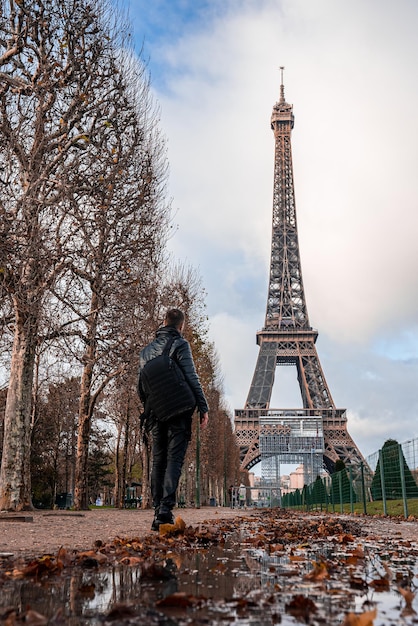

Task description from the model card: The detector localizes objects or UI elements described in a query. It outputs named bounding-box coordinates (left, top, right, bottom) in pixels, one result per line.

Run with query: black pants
left=150, top=410, right=193, bottom=513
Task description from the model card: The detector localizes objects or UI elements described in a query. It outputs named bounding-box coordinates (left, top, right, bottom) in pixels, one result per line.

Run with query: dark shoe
left=151, top=506, right=160, bottom=531
left=151, top=512, right=174, bottom=531
left=156, top=511, right=174, bottom=525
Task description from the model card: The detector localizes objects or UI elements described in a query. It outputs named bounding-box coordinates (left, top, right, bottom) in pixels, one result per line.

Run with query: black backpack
left=141, top=336, right=196, bottom=422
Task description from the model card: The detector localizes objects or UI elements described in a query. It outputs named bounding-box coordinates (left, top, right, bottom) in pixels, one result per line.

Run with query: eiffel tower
left=234, top=70, right=365, bottom=475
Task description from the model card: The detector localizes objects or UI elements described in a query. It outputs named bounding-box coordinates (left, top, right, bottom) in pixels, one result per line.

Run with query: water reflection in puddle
left=0, top=536, right=417, bottom=624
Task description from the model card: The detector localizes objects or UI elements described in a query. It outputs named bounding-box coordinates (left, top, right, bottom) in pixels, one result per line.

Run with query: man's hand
left=200, top=412, right=209, bottom=429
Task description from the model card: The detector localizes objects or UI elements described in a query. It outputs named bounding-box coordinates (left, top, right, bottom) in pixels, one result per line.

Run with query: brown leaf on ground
left=285, top=594, right=317, bottom=619
left=165, top=552, right=183, bottom=569
left=342, top=608, right=377, bottom=626
left=127, top=540, right=143, bottom=551
left=398, top=585, right=416, bottom=613
left=10, top=555, right=63, bottom=578
left=140, top=560, right=176, bottom=580
left=398, top=585, right=415, bottom=605
left=370, top=577, right=390, bottom=591
left=351, top=545, right=365, bottom=558
left=106, top=603, right=137, bottom=619
left=119, top=555, right=142, bottom=566
left=159, top=516, right=186, bottom=536
left=304, top=560, right=329, bottom=581
left=187, top=526, right=220, bottom=543
left=349, top=575, right=368, bottom=590
left=211, top=561, right=227, bottom=573
left=269, top=543, right=285, bottom=553
left=56, top=547, right=74, bottom=567
left=77, top=549, right=107, bottom=564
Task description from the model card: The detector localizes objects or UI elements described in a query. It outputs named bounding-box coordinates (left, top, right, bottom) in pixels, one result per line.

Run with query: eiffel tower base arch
left=235, top=408, right=364, bottom=475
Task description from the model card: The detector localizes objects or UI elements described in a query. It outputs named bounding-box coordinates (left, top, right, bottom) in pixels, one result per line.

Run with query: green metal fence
left=281, top=438, right=418, bottom=518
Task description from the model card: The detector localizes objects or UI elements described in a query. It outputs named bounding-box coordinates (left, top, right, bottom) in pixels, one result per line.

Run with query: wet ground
left=0, top=509, right=417, bottom=624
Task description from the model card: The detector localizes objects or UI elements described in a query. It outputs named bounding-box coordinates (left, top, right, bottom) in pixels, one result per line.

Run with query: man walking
left=138, top=308, right=209, bottom=530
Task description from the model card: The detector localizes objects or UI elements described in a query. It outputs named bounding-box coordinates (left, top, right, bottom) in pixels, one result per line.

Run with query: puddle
left=0, top=520, right=417, bottom=624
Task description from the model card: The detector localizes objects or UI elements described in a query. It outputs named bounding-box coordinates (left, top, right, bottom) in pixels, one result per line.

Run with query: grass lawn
left=290, top=498, right=418, bottom=518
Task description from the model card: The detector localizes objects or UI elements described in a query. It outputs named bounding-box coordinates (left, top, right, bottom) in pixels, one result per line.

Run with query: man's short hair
left=164, top=308, right=185, bottom=329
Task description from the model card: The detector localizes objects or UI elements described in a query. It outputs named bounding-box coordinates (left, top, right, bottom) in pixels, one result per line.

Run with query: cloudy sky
left=117, top=0, right=418, bottom=459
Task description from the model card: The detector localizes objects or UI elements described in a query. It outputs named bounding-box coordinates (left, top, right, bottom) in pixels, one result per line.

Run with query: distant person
left=239, top=484, right=246, bottom=507
left=138, top=308, right=209, bottom=530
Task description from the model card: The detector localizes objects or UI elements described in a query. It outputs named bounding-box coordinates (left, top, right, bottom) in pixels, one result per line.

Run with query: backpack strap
left=162, top=335, right=176, bottom=357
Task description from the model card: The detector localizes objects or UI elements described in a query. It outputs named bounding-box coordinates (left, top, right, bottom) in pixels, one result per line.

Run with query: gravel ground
left=0, top=506, right=417, bottom=562
left=0, top=507, right=252, bottom=561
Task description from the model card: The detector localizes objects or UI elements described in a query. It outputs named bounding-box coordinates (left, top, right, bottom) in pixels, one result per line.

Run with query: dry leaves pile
left=0, top=509, right=417, bottom=625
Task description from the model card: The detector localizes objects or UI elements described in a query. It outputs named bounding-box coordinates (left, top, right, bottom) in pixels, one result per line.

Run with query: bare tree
left=0, top=0, right=169, bottom=510
left=31, top=377, right=79, bottom=508
left=154, top=264, right=242, bottom=507
left=63, top=69, right=170, bottom=508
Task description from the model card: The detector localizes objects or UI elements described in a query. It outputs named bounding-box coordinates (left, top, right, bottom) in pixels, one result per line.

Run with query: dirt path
left=0, top=507, right=417, bottom=563
left=0, top=507, right=253, bottom=561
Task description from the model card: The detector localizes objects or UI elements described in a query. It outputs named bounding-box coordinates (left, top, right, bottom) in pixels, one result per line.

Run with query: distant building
left=290, top=464, right=305, bottom=490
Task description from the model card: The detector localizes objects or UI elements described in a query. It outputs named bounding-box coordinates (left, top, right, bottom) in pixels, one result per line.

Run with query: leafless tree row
left=0, top=0, right=241, bottom=511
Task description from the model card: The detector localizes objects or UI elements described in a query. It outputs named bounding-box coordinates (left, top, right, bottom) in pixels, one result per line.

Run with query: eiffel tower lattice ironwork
left=234, top=71, right=365, bottom=474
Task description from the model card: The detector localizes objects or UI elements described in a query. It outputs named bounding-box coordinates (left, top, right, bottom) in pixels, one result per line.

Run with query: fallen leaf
left=159, top=516, right=186, bottom=536
left=351, top=545, right=365, bottom=558
left=166, top=552, right=183, bottom=569
left=106, top=603, right=137, bottom=619
left=342, top=608, right=377, bottom=625
left=119, top=555, right=142, bottom=566
left=56, top=547, right=74, bottom=567
left=77, top=549, right=107, bottom=563
left=398, top=585, right=416, bottom=610
left=269, top=543, right=285, bottom=553
left=13, top=555, right=63, bottom=578
left=140, top=561, right=176, bottom=580
left=349, top=576, right=368, bottom=590
left=285, top=594, right=317, bottom=619
left=304, top=560, right=329, bottom=581
left=370, top=577, right=389, bottom=591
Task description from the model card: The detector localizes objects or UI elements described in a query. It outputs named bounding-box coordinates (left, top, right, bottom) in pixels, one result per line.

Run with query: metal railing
left=281, top=437, right=418, bottom=518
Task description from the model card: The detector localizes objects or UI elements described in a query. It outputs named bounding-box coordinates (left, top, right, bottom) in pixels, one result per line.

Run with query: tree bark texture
left=0, top=309, right=38, bottom=510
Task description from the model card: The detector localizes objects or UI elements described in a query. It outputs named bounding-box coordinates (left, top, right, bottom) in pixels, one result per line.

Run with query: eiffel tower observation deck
left=234, top=70, right=365, bottom=477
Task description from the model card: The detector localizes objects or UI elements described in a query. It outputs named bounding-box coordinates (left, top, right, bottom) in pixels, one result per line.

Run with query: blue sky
left=116, top=0, right=418, bottom=459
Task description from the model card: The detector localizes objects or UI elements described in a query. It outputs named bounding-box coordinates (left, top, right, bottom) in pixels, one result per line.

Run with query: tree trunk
left=74, top=366, right=93, bottom=510
left=0, top=311, right=38, bottom=510
left=120, top=399, right=130, bottom=509
left=73, top=291, right=99, bottom=510
left=114, top=420, right=123, bottom=508
left=140, top=435, right=152, bottom=509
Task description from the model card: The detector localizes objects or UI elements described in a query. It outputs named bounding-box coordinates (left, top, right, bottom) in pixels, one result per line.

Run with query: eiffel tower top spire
left=279, top=66, right=286, bottom=103
left=271, top=66, right=294, bottom=130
